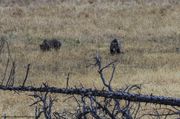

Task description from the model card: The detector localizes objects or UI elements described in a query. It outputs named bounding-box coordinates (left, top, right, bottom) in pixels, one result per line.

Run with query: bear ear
left=112, top=39, right=116, bottom=42
left=43, top=39, right=48, bottom=42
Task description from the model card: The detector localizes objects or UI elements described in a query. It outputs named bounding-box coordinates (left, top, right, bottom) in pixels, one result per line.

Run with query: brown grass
left=0, top=0, right=180, bottom=117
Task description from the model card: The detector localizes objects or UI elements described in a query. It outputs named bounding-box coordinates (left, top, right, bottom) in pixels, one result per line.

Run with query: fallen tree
left=0, top=85, right=180, bottom=107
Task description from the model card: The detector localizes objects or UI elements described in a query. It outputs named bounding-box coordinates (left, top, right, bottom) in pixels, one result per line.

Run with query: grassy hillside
left=0, top=0, right=180, bottom=117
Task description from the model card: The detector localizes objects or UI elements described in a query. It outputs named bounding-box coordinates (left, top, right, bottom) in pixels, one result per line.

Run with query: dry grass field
left=0, top=0, right=180, bottom=117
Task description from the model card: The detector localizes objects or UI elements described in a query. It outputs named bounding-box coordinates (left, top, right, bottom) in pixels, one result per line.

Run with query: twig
left=1, top=58, right=9, bottom=85
left=22, top=64, right=31, bottom=87
left=66, top=73, right=70, bottom=89
left=6, top=61, right=16, bottom=87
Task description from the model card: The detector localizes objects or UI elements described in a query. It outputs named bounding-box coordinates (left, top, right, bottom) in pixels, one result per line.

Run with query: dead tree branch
left=0, top=85, right=179, bottom=107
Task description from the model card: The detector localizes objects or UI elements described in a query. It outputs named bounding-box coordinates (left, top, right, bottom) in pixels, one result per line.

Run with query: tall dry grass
left=0, top=0, right=179, bottom=117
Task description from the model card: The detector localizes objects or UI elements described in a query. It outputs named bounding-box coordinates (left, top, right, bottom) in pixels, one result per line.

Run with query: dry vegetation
left=0, top=0, right=180, bottom=117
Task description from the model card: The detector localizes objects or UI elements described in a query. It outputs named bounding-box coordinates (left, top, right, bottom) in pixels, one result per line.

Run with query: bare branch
left=22, top=64, right=31, bottom=87
left=0, top=85, right=179, bottom=106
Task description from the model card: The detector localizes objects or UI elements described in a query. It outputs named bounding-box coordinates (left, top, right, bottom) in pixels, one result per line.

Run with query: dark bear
left=40, top=39, right=61, bottom=51
left=110, top=39, right=123, bottom=55
left=39, top=39, right=50, bottom=51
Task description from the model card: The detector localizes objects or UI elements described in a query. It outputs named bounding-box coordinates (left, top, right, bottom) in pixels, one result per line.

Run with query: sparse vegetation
left=0, top=0, right=180, bottom=118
